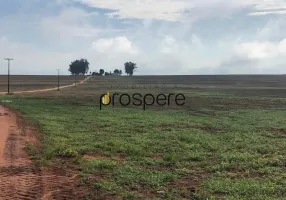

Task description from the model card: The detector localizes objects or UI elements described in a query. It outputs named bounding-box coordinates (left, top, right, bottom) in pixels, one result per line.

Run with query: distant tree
left=105, top=72, right=110, bottom=76
left=68, top=59, right=89, bottom=75
left=124, top=62, right=137, bottom=76
left=114, top=69, right=120, bottom=75
left=99, top=69, right=104, bottom=76
left=119, top=70, right=122, bottom=76
left=93, top=71, right=103, bottom=76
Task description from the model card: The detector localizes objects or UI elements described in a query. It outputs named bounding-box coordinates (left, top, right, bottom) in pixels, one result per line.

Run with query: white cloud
left=91, top=36, right=140, bottom=54
left=236, top=0, right=286, bottom=16
left=74, top=0, right=286, bottom=22
left=160, top=36, right=177, bottom=53
left=0, top=35, right=140, bottom=75
left=235, top=39, right=286, bottom=59
left=0, top=36, right=74, bottom=75
left=75, top=0, right=193, bottom=22
left=253, top=1, right=286, bottom=11
left=256, top=17, right=286, bottom=40
left=248, top=10, right=286, bottom=16
left=40, top=7, right=121, bottom=42
left=213, top=38, right=286, bottom=74
left=2, top=0, right=286, bottom=76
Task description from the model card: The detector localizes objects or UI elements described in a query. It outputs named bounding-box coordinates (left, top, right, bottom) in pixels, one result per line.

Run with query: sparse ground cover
left=1, top=75, right=286, bottom=199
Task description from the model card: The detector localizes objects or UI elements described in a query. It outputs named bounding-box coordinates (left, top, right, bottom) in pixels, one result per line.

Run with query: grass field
left=1, top=75, right=286, bottom=199
left=0, top=75, right=86, bottom=92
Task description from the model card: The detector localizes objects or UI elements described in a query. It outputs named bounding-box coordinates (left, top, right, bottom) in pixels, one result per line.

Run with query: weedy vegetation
left=1, top=75, right=286, bottom=199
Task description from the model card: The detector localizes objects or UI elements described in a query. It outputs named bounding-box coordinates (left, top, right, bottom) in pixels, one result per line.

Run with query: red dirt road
left=0, top=76, right=91, bottom=95
left=0, top=77, right=91, bottom=199
left=0, top=106, right=85, bottom=199
left=0, top=76, right=91, bottom=199
left=0, top=106, right=14, bottom=165
left=0, top=105, right=39, bottom=199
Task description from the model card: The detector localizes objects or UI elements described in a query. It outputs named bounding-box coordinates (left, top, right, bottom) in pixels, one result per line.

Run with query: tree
left=92, top=72, right=101, bottom=76
left=114, top=69, right=120, bottom=75
left=68, top=59, right=89, bottom=75
left=99, top=69, right=104, bottom=76
left=124, top=62, right=137, bottom=76
left=119, top=70, right=122, bottom=76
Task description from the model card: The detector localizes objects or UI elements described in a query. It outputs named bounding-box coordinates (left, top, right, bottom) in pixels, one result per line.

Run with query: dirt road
left=0, top=105, right=39, bottom=199
left=0, top=105, right=85, bottom=199
left=0, top=76, right=91, bottom=95
left=0, top=75, right=91, bottom=199
left=0, top=77, right=91, bottom=199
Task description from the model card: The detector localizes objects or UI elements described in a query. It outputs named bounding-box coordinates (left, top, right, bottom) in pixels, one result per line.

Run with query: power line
left=4, top=58, right=13, bottom=94
left=57, top=69, right=60, bottom=91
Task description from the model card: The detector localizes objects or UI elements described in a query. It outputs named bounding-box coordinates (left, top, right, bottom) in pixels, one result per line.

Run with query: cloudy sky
left=0, top=0, right=286, bottom=75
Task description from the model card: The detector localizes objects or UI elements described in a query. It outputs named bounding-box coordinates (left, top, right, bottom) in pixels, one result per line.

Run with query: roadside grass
left=1, top=92, right=286, bottom=199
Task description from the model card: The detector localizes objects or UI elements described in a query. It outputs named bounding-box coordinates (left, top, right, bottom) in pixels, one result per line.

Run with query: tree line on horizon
left=68, top=59, right=137, bottom=76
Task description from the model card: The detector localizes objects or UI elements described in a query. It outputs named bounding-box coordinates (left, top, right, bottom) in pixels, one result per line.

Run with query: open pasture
left=1, top=75, right=286, bottom=199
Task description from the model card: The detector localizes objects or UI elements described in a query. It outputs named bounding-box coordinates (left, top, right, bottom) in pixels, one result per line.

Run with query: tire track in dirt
left=0, top=106, right=85, bottom=200
left=0, top=105, right=41, bottom=199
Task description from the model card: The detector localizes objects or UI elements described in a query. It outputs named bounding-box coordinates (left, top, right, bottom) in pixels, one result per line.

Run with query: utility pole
left=74, top=74, right=76, bottom=87
left=57, top=69, right=60, bottom=91
left=4, top=58, right=13, bottom=94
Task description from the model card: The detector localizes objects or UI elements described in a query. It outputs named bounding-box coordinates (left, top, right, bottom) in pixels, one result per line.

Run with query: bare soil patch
left=157, top=123, right=225, bottom=133
left=266, top=127, right=286, bottom=135
left=83, top=152, right=126, bottom=162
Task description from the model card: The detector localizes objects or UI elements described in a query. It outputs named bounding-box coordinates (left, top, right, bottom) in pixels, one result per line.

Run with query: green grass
left=1, top=77, right=286, bottom=199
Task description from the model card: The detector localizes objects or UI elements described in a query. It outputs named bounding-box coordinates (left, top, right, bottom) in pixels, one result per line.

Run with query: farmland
left=0, top=75, right=86, bottom=92
left=1, top=75, right=286, bottom=199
